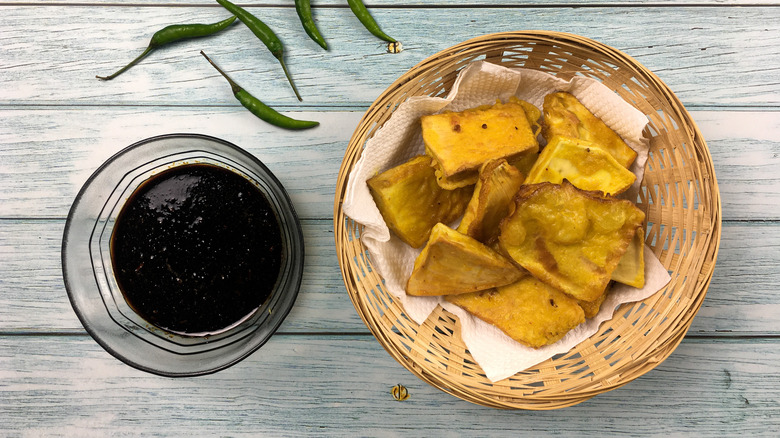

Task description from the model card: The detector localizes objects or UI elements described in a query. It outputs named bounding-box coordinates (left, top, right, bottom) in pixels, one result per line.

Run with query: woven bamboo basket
left=334, top=31, right=721, bottom=409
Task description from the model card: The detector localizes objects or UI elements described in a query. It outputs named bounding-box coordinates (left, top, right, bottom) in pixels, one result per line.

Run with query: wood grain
left=0, top=335, right=778, bottom=435
left=3, top=0, right=777, bottom=5
left=0, top=109, right=777, bottom=220
left=1, top=0, right=778, bottom=432
left=0, top=107, right=363, bottom=220
left=1, top=219, right=777, bottom=335
left=0, top=6, right=777, bottom=107
left=0, top=219, right=365, bottom=334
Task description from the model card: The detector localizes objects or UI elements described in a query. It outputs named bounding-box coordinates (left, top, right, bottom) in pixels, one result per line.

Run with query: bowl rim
left=62, top=133, right=305, bottom=377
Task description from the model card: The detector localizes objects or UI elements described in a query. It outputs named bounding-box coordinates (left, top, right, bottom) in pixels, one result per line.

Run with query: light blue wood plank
left=688, top=221, right=780, bottom=335
left=0, top=335, right=777, bottom=435
left=0, top=219, right=367, bottom=334
left=3, top=0, right=777, bottom=5
left=0, top=219, right=777, bottom=335
left=0, top=108, right=777, bottom=220
left=694, top=110, right=780, bottom=221
left=0, top=6, right=778, bottom=107
left=0, top=1, right=775, bottom=434
left=0, top=107, right=363, bottom=220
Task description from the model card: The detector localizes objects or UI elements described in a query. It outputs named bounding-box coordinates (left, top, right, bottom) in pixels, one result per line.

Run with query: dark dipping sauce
left=111, top=163, right=283, bottom=335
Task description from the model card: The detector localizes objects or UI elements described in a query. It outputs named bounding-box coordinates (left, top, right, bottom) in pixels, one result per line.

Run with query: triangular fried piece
left=577, top=289, right=608, bottom=319
left=457, top=159, right=524, bottom=244
left=368, top=155, right=473, bottom=248
left=611, top=227, right=646, bottom=288
left=507, top=148, right=540, bottom=177
left=526, top=135, right=636, bottom=195
left=422, top=99, right=539, bottom=189
left=406, top=223, right=524, bottom=296
left=499, top=181, right=645, bottom=302
left=446, top=276, right=585, bottom=348
left=542, top=91, right=637, bottom=168
left=516, top=97, right=542, bottom=137
left=509, top=97, right=542, bottom=175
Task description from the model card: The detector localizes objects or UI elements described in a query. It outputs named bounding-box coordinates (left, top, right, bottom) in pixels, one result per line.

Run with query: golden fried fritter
left=577, top=290, right=609, bottom=319
left=525, top=135, right=636, bottom=195
left=446, top=276, right=585, bottom=348
left=611, top=227, right=646, bottom=288
left=543, top=91, right=637, bottom=168
left=422, top=99, right=539, bottom=189
left=368, top=155, right=473, bottom=248
left=499, top=181, right=645, bottom=302
left=406, top=223, right=525, bottom=296
left=457, top=159, right=524, bottom=244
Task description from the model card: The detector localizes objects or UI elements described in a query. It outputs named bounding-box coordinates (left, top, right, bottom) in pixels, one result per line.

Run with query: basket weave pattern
left=334, top=32, right=721, bottom=409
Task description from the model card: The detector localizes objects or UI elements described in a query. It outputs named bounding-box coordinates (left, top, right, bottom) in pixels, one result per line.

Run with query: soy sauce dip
left=111, top=163, right=283, bottom=335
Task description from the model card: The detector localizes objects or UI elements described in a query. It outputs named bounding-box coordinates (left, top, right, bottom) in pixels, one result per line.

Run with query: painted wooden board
left=1, top=219, right=777, bottom=335
left=4, top=0, right=777, bottom=5
left=0, top=6, right=778, bottom=107
left=0, top=335, right=778, bottom=435
left=0, top=219, right=365, bottom=334
left=687, top=221, right=780, bottom=335
left=0, top=108, right=363, bottom=220
left=0, top=108, right=777, bottom=220
left=1, top=1, right=778, bottom=434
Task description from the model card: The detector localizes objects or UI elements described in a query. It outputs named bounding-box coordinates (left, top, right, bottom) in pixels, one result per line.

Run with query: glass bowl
left=62, top=133, right=304, bottom=377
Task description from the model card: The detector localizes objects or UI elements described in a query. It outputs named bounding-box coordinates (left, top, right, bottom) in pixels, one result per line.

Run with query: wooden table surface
left=1, top=0, right=779, bottom=435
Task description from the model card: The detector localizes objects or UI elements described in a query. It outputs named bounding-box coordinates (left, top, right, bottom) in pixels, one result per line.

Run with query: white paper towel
left=343, top=61, right=671, bottom=382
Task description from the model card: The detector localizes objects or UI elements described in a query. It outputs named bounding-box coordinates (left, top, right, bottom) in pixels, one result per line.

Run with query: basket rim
left=334, top=30, right=722, bottom=410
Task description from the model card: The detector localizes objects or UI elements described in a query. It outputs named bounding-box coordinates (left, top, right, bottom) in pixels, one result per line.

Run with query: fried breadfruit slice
left=516, top=97, right=542, bottom=137
left=509, top=97, right=542, bottom=175
left=543, top=91, right=637, bottom=168
left=406, top=223, right=525, bottom=296
left=525, top=135, right=636, bottom=195
left=611, top=227, right=646, bottom=288
left=499, top=181, right=645, bottom=302
left=578, top=289, right=608, bottom=319
left=422, top=99, right=539, bottom=189
left=368, top=155, right=473, bottom=248
left=446, top=276, right=585, bottom=348
left=507, top=148, right=540, bottom=177
left=457, top=159, right=524, bottom=244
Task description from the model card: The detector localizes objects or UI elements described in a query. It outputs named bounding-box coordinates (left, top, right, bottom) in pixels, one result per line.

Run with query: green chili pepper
left=96, top=16, right=236, bottom=81
left=347, top=0, right=396, bottom=43
left=295, top=0, right=328, bottom=50
left=200, top=51, right=318, bottom=130
left=216, top=0, right=302, bottom=101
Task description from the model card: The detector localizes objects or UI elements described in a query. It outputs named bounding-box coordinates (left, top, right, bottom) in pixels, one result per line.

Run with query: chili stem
left=96, top=16, right=236, bottom=81
left=96, top=46, right=154, bottom=80
left=200, top=51, right=241, bottom=95
left=200, top=51, right=318, bottom=130
left=277, top=60, right=301, bottom=101
left=215, top=0, right=302, bottom=101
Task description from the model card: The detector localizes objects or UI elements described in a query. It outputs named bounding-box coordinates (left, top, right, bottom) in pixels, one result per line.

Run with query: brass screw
left=391, top=383, right=409, bottom=401
left=387, top=41, right=403, bottom=54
